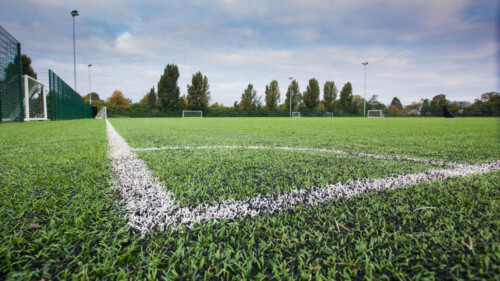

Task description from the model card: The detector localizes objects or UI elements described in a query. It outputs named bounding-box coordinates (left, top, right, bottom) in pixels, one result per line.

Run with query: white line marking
left=132, top=146, right=458, bottom=167
left=107, top=120, right=500, bottom=232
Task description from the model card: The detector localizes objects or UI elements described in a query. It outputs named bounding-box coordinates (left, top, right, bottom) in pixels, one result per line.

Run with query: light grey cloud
left=1, top=0, right=497, bottom=106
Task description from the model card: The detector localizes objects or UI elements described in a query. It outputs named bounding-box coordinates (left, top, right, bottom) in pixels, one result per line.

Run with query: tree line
left=83, top=62, right=498, bottom=117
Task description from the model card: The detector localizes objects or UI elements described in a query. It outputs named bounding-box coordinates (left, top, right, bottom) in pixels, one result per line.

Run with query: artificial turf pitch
left=0, top=117, right=498, bottom=280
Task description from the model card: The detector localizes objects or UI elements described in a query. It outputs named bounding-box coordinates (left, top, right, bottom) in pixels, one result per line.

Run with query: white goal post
left=95, top=106, right=107, bottom=119
left=182, top=110, right=203, bottom=118
left=23, top=75, right=47, bottom=121
left=367, top=110, right=384, bottom=118
left=292, top=112, right=301, bottom=118
left=324, top=112, right=333, bottom=117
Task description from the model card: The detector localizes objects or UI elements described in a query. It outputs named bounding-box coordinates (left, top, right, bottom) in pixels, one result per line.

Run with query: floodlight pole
left=88, top=64, right=92, bottom=104
left=71, top=10, right=79, bottom=91
left=362, top=62, right=368, bottom=117
left=289, top=77, right=293, bottom=117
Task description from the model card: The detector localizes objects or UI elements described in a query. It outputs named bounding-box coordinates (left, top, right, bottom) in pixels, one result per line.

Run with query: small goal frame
left=182, top=110, right=203, bottom=118
left=324, top=112, right=333, bottom=117
left=292, top=112, right=301, bottom=118
left=95, top=106, right=107, bottom=119
left=367, top=110, right=384, bottom=118
left=24, top=75, right=47, bottom=121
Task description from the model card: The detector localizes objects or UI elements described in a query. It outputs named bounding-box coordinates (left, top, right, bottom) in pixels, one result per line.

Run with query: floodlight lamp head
left=362, top=62, right=368, bottom=66
left=71, top=10, right=79, bottom=17
left=88, top=64, right=92, bottom=67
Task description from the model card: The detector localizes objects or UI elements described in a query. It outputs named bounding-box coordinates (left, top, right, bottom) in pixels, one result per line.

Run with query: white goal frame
left=95, top=106, right=107, bottom=119
left=292, top=111, right=301, bottom=118
left=23, top=75, right=47, bottom=121
left=182, top=110, right=203, bottom=118
left=324, top=112, right=333, bottom=117
left=367, top=110, right=384, bottom=118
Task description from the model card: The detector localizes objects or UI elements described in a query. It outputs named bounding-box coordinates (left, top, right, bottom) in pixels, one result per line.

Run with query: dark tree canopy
left=147, top=86, right=157, bottom=109
left=264, top=80, right=280, bottom=110
left=323, top=81, right=337, bottom=110
left=240, top=84, right=258, bottom=110
left=187, top=72, right=210, bottom=110
left=390, top=97, right=403, bottom=110
left=339, top=82, right=353, bottom=108
left=22, top=54, right=37, bottom=79
left=157, top=64, right=180, bottom=110
left=303, top=78, right=320, bottom=109
left=430, top=94, right=449, bottom=115
left=285, top=80, right=301, bottom=111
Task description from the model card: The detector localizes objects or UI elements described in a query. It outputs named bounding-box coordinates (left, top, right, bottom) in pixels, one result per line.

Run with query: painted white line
left=107, top=120, right=500, bottom=232
left=132, top=146, right=458, bottom=167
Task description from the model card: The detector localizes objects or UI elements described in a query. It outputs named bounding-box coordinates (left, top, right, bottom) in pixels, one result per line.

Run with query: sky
left=1, top=0, right=498, bottom=106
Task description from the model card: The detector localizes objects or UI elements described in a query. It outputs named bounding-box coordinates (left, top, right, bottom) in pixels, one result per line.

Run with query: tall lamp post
left=362, top=62, right=368, bottom=117
left=71, top=10, right=79, bottom=91
left=289, top=77, right=293, bottom=117
left=88, top=64, right=92, bottom=105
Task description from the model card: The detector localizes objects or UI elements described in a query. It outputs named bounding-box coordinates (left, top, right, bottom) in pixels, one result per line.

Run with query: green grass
left=111, top=117, right=500, bottom=163
left=1, top=117, right=499, bottom=280
left=138, top=148, right=436, bottom=207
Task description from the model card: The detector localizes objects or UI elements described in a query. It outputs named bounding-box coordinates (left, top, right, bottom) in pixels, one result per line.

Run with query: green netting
left=48, top=70, right=92, bottom=120
left=0, top=25, right=24, bottom=123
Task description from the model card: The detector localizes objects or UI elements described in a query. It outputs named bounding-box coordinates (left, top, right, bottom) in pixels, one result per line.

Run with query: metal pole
left=289, top=77, right=293, bottom=117
left=88, top=64, right=92, bottom=104
left=71, top=10, right=79, bottom=91
left=362, top=62, right=368, bottom=117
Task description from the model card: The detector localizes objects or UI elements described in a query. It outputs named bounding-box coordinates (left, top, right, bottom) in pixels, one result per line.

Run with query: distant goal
left=367, top=110, right=384, bottom=118
left=182, top=110, right=203, bottom=118
left=24, top=75, right=48, bottom=121
left=324, top=112, right=333, bottom=117
left=292, top=112, right=301, bottom=118
left=95, top=106, right=107, bottom=119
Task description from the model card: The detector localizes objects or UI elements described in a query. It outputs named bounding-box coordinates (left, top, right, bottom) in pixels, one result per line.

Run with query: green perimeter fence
left=48, top=70, right=92, bottom=120
left=0, top=25, right=24, bottom=123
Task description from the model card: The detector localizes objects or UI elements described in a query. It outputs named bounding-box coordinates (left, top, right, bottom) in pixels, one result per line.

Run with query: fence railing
left=48, top=70, right=92, bottom=120
left=0, top=25, right=24, bottom=123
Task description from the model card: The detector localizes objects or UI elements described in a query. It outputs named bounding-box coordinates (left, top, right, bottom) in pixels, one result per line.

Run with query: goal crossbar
left=182, top=110, right=203, bottom=118
left=367, top=110, right=384, bottom=118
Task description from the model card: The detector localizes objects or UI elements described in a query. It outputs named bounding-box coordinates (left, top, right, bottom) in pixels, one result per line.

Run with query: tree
left=147, top=87, right=157, bottom=109
left=430, top=94, right=449, bottom=115
left=109, top=90, right=129, bottom=105
left=302, top=78, right=320, bottom=109
left=420, top=98, right=431, bottom=115
left=187, top=71, right=210, bottom=110
left=211, top=102, right=224, bottom=108
left=339, top=82, right=353, bottom=108
left=157, top=64, right=180, bottom=110
left=265, top=80, right=280, bottom=110
left=322, top=81, right=337, bottom=110
left=389, top=105, right=401, bottom=115
left=22, top=54, right=37, bottom=79
left=83, top=92, right=100, bottom=103
left=390, top=97, right=403, bottom=110
left=240, top=84, right=258, bottom=110
left=285, top=80, right=301, bottom=111
left=368, top=94, right=382, bottom=109
left=108, top=90, right=129, bottom=114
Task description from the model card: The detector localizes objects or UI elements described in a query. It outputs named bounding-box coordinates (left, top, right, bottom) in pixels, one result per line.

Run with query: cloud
left=0, top=0, right=497, bottom=106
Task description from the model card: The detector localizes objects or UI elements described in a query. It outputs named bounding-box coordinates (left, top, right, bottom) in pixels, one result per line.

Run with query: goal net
left=324, top=112, right=333, bottom=117
left=95, top=106, right=107, bottom=119
left=182, top=110, right=203, bottom=118
left=367, top=110, right=384, bottom=118
left=292, top=112, right=301, bottom=118
left=24, top=75, right=47, bottom=121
